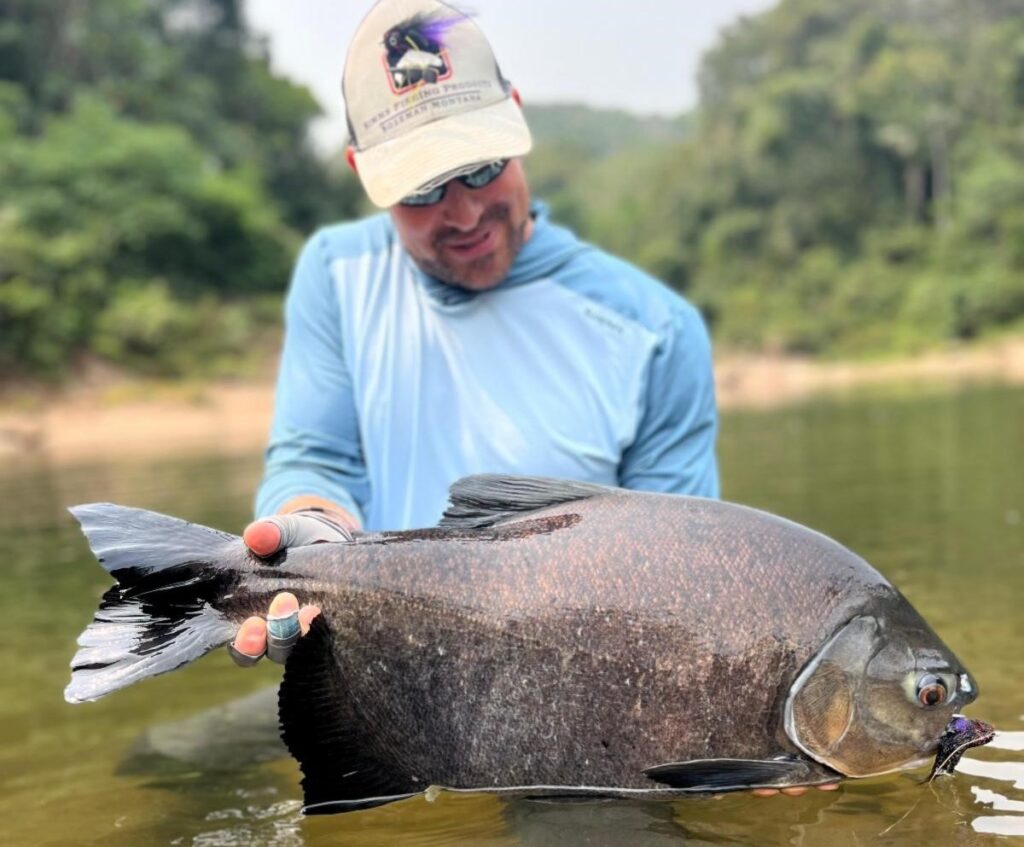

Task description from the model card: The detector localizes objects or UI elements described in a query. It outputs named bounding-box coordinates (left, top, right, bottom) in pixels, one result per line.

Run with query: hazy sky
left=244, top=0, right=775, bottom=150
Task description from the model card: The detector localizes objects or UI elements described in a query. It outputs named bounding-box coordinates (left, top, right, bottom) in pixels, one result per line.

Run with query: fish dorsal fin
left=439, top=474, right=611, bottom=529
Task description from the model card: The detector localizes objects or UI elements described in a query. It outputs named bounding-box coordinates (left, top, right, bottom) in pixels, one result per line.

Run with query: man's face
left=388, top=158, right=533, bottom=291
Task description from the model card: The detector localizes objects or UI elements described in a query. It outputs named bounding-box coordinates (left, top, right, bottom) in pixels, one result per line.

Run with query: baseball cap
left=343, top=0, right=533, bottom=208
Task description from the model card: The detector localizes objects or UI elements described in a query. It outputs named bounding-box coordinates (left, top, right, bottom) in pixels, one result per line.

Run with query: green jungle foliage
left=539, top=0, right=1024, bottom=356
left=2, top=0, right=1024, bottom=380
left=0, top=0, right=360, bottom=377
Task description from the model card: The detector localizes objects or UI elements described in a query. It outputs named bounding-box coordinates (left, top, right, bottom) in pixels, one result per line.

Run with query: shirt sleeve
left=254, top=232, right=369, bottom=524
left=618, top=304, right=720, bottom=498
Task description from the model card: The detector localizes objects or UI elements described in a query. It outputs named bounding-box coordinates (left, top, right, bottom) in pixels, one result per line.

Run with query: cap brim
left=353, top=96, right=533, bottom=208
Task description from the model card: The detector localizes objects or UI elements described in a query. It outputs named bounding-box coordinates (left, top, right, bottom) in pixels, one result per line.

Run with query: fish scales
left=65, top=474, right=987, bottom=811
left=267, top=492, right=889, bottom=788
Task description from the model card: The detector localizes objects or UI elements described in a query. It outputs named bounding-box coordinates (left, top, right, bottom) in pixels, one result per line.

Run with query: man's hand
left=752, top=784, right=841, bottom=797
left=229, top=592, right=323, bottom=666
left=229, top=505, right=356, bottom=666
left=242, top=508, right=356, bottom=557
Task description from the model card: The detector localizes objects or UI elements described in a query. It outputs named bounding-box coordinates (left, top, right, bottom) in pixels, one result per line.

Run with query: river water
left=1, top=383, right=1021, bottom=845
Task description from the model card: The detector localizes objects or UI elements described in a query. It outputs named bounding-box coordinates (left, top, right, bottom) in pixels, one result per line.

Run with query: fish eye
left=916, top=674, right=948, bottom=708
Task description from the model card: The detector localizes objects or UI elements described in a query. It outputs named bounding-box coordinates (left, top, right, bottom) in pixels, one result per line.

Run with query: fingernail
left=268, top=592, right=298, bottom=617
left=244, top=520, right=283, bottom=556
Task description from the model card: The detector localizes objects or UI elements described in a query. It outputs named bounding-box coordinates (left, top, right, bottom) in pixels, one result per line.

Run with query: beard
left=413, top=202, right=528, bottom=291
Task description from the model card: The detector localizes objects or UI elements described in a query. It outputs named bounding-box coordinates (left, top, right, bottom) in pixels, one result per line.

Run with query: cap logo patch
left=382, top=11, right=463, bottom=94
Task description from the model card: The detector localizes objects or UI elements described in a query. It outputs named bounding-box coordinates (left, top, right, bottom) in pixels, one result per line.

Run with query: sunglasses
left=399, top=160, right=509, bottom=207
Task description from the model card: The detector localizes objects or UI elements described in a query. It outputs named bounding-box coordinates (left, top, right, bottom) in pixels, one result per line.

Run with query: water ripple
left=990, top=732, right=1024, bottom=751
left=972, top=816, right=1024, bottom=837
left=958, top=756, right=1024, bottom=790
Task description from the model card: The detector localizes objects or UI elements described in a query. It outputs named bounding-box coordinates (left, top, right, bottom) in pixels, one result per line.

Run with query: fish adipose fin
left=279, top=615, right=418, bottom=814
left=66, top=504, right=242, bottom=704
left=643, top=756, right=842, bottom=792
left=440, top=474, right=611, bottom=529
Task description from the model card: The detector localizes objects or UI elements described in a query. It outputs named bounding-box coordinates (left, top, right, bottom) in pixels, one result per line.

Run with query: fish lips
left=927, top=714, right=996, bottom=780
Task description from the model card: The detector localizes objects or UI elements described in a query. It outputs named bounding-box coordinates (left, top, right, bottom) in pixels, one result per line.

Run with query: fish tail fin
left=65, top=503, right=246, bottom=704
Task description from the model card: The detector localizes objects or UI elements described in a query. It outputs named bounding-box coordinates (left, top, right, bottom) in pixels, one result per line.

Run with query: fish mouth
left=927, top=714, right=996, bottom=781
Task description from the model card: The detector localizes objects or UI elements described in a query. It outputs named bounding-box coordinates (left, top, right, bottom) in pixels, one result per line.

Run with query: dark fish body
left=66, top=476, right=984, bottom=812
left=280, top=493, right=888, bottom=791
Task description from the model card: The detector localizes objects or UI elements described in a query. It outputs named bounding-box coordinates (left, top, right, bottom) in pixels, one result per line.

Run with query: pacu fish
left=66, top=475, right=990, bottom=813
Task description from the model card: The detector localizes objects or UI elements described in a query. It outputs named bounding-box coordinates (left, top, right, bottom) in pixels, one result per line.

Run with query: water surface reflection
left=1, top=383, right=1021, bottom=845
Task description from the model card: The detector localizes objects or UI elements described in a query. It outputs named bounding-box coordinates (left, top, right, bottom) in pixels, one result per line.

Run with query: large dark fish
left=66, top=475, right=990, bottom=813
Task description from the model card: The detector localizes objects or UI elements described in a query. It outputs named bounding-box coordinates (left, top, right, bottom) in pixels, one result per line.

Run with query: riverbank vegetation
left=0, top=0, right=360, bottom=378
left=2, top=0, right=1024, bottom=382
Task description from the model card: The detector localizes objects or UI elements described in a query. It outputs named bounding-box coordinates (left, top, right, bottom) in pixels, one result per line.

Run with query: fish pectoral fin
left=643, top=756, right=841, bottom=792
left=440, top=475, right=610, bottom=529
left=280, top=615, right=419, bottom=813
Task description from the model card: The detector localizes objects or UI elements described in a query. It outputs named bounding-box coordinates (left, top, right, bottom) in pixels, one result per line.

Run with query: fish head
left=784, top=611, right=979, bottom=778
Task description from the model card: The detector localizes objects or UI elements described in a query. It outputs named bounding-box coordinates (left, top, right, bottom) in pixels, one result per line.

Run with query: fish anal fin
left=643, top=756, right=841, bottom=792
left=440, top=474, right=610, bottom=529
left=279, top=615, right=418, bottom=812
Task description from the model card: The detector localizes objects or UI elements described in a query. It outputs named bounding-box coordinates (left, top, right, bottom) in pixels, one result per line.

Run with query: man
left=232, top=0, right=717, bottom=668
left=226, top=0, right=839, bottom=797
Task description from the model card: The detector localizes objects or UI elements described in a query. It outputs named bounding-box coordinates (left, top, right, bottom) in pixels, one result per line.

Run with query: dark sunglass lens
left=400, top=185, right=446, bottom=207
left=399, top=160, right=508, bottom=205
left=462, top=160, right=507, bottom=189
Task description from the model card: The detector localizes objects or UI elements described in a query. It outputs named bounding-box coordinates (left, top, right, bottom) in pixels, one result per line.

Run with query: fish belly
left=306, top=590, right=798, bottom=791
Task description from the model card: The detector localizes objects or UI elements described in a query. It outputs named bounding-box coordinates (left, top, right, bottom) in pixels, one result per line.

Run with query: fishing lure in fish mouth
left=927, top=715, right=995, bottom=780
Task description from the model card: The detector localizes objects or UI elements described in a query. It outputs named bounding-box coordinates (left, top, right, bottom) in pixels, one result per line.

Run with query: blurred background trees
left=0, top=0, right=360, bottom=378
left=548, top=0, right=1024, bottom=357
left=2, top=0, right=1023, bottom=380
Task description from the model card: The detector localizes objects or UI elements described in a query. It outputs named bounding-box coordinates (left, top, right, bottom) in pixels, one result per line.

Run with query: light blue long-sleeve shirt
left=255, top=204, right=718, bottom=530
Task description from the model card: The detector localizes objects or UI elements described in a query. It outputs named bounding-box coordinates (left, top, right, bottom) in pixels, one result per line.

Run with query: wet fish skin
left=277, top=488, right=956, bottom=794
left=281, top=501, right=855, bottom=790
left=65, top=475, right=981, bottom=811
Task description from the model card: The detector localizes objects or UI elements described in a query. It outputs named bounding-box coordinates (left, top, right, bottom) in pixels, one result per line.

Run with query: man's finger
left=266, top=593, right=303, bottom=664
left=267, top=601, right=320, bottom=662
left=266, top=613, right=300, bottom=663
left=243, top=520, right=284, bottom=557
left=752, top=783, right=840, bottom=798
left=228, top=597, right=320, bottom=667
left=275, top=512, right=353, bottom=547
left=268, top=592, right=300, bottom=618
left=298, top=605, right=322, bottom=635
left=244, top=513, right=352, bottom=558
left=228, top=615, right=268, bottom=667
